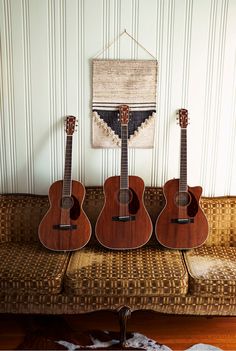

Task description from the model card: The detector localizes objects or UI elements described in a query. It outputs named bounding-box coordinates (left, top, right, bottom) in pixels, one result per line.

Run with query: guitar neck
left=120, top=124, right=128, bottom=189
left=63, top=135, right=73, bottom=197
left=179, top=128, right=187, bottom=192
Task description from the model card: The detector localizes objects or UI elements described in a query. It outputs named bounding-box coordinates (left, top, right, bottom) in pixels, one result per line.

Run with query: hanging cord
left=93, top=29, right=156, bottom=60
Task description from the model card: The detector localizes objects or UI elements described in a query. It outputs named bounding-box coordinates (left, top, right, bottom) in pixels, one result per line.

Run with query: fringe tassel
left=93, top=111, right=155, bottom=147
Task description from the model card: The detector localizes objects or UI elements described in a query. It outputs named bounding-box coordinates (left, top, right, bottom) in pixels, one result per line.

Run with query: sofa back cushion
left=0, top=194, right=48, bottom=242
left=0, top=188, right=236, bottom=246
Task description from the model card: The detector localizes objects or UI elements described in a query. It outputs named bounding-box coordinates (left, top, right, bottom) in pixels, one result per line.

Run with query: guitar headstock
left=65, top=116, right=77, bottom=135
left=178, top=109, right=189, bottom=128
left=118, top=105, right=130, bottom=125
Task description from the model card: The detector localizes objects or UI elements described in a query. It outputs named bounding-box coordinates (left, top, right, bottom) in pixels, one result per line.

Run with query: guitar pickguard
left=128, top=188, right=140, bottom=214
left=70, top=195, right=81, bottom=220
left=187, top=190, right=199, bottom=217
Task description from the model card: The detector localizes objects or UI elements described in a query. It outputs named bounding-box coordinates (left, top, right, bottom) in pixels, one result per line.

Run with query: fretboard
left=179, top=128, right=187, bottom=192
left=120, top=125, right=128, bottom=189
left=62, top=135, right=72, bottom=197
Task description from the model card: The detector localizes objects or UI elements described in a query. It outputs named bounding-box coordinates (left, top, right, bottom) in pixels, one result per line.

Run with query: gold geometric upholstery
left=0, top=194, right=48, bottom=243
left=200, top=197, right=236, bottom=247
left=0, top=241, right=70, bottom=294
left=65, top=246, right=188, bottom=297
left=0, top=291, right=236, bottom=315
left=0, top=189, right=236, bottom=316
left=1, top=190, right=236, bottom=247
left=184, top=246, right=236, bottom=297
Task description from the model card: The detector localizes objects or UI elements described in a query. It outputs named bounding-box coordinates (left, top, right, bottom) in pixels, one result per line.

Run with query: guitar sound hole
left=61, top=196, right=74, bottom=209
left=175, top=192, right=191, bottom=207
left=118, top=189, right=133, bottom=204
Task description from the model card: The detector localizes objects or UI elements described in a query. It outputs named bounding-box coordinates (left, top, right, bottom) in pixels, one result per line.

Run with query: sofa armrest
left=200, top=196, right=236, bottom=247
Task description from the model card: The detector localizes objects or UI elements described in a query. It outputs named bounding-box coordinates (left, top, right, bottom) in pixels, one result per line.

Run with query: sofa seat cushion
left=184, top=246, right=236, bottom=297
left=0, top=241, right=70, bottom=294
left=65, top=246, right=188, bottom=297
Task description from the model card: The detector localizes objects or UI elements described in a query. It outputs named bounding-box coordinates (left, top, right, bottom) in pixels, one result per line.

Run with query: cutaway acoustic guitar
left=95, top=105, right=153, bottom=250
left=155, top=109, right=208, bottom=249
left=38, top=116, right=91, bottom=251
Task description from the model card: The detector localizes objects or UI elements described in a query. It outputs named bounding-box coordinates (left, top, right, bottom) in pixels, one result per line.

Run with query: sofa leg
left=118, top=306, right=132, bottom=348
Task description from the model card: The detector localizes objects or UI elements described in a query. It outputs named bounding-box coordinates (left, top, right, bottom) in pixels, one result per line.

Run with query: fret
left=118, top=104, right=130, bottom=193
left=63, top=135, right=73, bottom=197
left=180, top=128, right=187, bottom=192
left=120, top=125, right=128, bottom=189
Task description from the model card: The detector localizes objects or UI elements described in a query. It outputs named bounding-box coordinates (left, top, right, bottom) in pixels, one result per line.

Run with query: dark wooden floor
left=0, top=311, right=236, bottom=350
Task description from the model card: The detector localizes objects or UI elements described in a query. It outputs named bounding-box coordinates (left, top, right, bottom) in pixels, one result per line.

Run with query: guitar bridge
left=112, top=215, right=136, bottom=222
left=171, top=218, right=194, bottom=224
left=53, top=224, right=77, bottom=230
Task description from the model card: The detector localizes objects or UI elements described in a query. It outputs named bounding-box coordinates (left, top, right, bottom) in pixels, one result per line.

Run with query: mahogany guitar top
left=155, top=178, right=208, bottom=249
left=38, top=180, right=91, bottom=251
left=95, top=175, right=153, bottom=250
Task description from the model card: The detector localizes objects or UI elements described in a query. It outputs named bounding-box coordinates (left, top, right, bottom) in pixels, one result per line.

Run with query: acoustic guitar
left=155, top=108, right=208, bottom=249
left=95, top=104, right=153, bottom=250
left=38, top=116, right=91, bottom=251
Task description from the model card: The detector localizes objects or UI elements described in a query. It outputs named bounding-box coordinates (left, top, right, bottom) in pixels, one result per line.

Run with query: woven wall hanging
left=92, top=31, right=158, bottom=148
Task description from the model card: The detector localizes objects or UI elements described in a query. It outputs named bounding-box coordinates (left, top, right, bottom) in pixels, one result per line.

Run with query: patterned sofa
left=0, top=187, right=236, bottom=317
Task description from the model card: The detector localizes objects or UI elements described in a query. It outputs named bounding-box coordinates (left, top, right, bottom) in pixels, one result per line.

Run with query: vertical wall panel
left=155, top=0, right=175, bottom=186
left=22, top=0, right=35, bottom=192
left=210, top=0, right=228, bottom=195
left=1, top=0, right=18, bottom=192
left=77, top=0, right=86, bottom=183
left=187, top=0, right=211, bottom=188
left=151, top=0, right=163, bottom=186
left=0, top=1, right=7, bottom=191
left=0, top=0, right=236, bottom=195
left=65, top=0, right=79, bottom=180
left=83, top=0, right=103, bottom=186
left=215, top=0, right=236, bottom=195
left=29, top=0, right=51, bottom=193
left=200, top=0, right=220, bottom=195
left=48, top=0, right=57, bottom=183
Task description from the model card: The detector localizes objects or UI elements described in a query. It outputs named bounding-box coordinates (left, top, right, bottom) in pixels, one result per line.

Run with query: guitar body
left=155, top=178, right=208, bottom=249
left=38, top=180, right=91, bottom=251
left=95, top=176, right=152, bottom=250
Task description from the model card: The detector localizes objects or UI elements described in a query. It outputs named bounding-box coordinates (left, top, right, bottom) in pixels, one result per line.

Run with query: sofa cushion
left=0, top=194, right=48, bottom=242
left=65, top=246, right=188, bottom=297
left=184, top=246, right=236, bottom=297
left=0, top=242, right=70, bottom=294
left=200, top=196, right=236, bottom=246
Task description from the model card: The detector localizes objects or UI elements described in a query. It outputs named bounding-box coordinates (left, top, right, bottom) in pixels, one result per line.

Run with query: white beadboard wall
left=0, top=0, right=236, bottom=196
